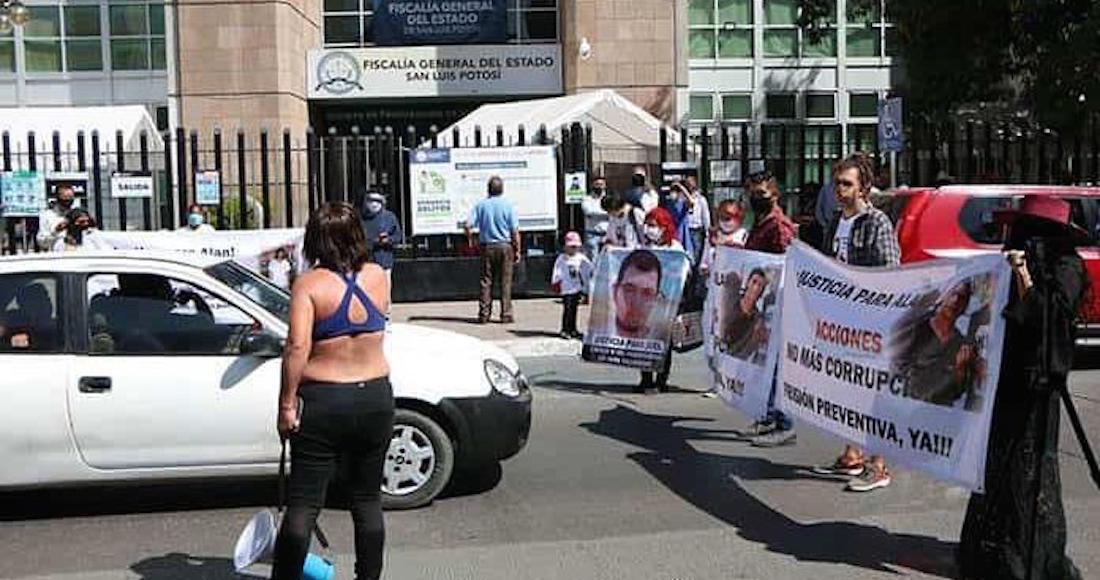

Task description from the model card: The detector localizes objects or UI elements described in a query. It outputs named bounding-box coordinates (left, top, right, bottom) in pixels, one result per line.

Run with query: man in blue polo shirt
left=464, top=176, right=522, bottom=324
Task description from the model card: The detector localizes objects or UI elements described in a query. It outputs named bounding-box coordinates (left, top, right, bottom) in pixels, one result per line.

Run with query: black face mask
left=593, top=187, right=606, bottom=195
left=749, top=197, right=773, bottom=216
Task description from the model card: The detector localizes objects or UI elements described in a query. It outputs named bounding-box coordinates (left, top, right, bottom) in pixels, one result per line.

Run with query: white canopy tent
left=436, top=89, right=676, bottom=164
left=0, top=106, right=163, bottom=163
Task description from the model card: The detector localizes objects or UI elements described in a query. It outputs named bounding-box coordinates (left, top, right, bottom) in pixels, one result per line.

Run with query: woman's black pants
left=272, top=378, right=394, bottom=580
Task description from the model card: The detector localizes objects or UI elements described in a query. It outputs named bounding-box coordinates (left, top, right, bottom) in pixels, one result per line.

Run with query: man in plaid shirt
left=813, top=153, right=902, bottom=493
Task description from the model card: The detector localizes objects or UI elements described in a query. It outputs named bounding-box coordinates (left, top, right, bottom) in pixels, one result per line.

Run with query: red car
left=883, top=185, right=1100, bottom=344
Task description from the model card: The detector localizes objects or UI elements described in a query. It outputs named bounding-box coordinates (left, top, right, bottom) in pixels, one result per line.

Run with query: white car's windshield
left=204, top=262, right=290, bottom=323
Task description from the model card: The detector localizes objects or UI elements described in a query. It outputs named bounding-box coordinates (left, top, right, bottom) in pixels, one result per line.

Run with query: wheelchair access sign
left=878, top=97, right=904, bottom=153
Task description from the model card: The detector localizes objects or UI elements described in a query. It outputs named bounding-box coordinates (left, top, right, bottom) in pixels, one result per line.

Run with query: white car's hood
left=383, top=323, right=520, bottom=403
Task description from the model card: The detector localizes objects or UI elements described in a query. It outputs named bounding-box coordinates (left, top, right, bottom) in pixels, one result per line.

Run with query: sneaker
left=736, top=419, right=777, bottom=438
left=846, top=464, right=891, bottom=492
left=751, top=429, right=797, bottom=448
left=812, top=456, right=865, bottom=477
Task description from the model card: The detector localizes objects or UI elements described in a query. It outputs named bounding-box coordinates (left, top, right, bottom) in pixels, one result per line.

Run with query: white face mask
left=718, top=219, right=739, bottom=234
left=644, top=225, right=663, bottom=243
left=366, top=201, right=383, bottom=214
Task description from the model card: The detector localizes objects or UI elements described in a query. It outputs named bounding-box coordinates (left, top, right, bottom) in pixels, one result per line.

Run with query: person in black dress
left=957, top=195, right=1088, bottom=580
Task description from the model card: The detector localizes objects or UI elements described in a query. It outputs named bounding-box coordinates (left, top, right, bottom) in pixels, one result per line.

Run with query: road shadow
left=581, top=405, right=958, bottom=578
left=1072, top=346, right=1100, bottom=370
left=404, top=315, right=482, bottom=325
left=0, top=479, right=278, bottom=521
left=508, top=329, right=568, bottom=339
left=442, top=461, right=504, bottom=499
left=130, top=552, right=241, bottom=579
left=535, top=377, right=706, bottom=397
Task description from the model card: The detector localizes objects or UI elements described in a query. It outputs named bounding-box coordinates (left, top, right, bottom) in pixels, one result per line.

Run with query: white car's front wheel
left=381, top=408, right=455, bottom=510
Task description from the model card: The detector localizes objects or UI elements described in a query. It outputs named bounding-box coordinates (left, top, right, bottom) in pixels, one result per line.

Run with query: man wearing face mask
left=37, top=183, right=78, bottom=251
left=179, top=203, right=215, bottom=233
left=581, top=176, right=610, bottom=260
left=741, top=170, right=799, bottom=448
left=360, top=191, right=404, bottom=286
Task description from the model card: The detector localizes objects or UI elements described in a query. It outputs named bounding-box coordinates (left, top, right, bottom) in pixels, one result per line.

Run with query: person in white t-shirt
left=267, top=247, right=293, bottom=290
left=551, top=231, right=593, bottom=340
left=179, top=203, right=215, bottom=233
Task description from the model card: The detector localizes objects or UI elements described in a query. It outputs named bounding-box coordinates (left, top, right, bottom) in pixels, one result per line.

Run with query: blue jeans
left=584, top=232, right=602, bottom=262
left=765, top=375, right=792, bottom=431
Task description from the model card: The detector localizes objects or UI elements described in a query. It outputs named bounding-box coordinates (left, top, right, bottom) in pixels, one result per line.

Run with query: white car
left=0, top=252, right=531, bottom=509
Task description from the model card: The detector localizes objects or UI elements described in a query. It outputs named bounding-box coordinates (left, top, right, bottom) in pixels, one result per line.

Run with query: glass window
left=149, top=4, right=165, bottom=35
left=65, top=6, right=101, bottom=36
left=111, top=39, right=149, bottom=70
left=0, top=40, right=14, bottom=73
left=847, top=0, right=881, bottom=24
left=25, top=6, right=61, bottom=37
left=66, top=39, right=103, bottom=71
left=324, top=15, right=360, bottom=45
left=803, top=29, right=836, bottom=56
left=325, top=0, right=359, bottom=10
left=847, top=27, right=880, bottom=57
left=689, top=0, right=714, bottom=25
left=884, top=26, right=899, bottom=57
left=206, top=262, right=291, bottom=323
left=807, top=94, right=835, bottom=118
left=717, top=0, right=751, bottom=24
left=0, top=274, right=63, bottom=353
left=109, top=4, right=148, bottom=35
left=721, top=94, right=752, bottom=120
left=764, top=0, right=798, bottom=25
left=763, top=29, right=797, bottom=57
left=25, top=41, right=63, bottom=72
left=766, top=94, right=796, bottom=119
left=689, top=29, right=716, bottom=59
left=151, top=37, right=166, bottom=70
left=850, top=93, right=879, bottom=117
left=689, top=94, right=714, bottom=121
left=717, top=29, right=752, bottom=57
left=87, top=274, right=258, bottom=355
left=519, top=10, right=557, bottom=40
left=958, top=197, right=1017, bottom=245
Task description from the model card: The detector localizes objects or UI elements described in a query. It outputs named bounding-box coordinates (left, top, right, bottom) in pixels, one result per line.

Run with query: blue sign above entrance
left=371, top=0, right=508, bottom=46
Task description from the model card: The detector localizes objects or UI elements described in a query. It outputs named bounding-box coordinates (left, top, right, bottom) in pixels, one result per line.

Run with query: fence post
left=474, top=125, right=482, bottom=148
left=585, top=124, right=594, bottom=180
left=537, top=123, right=548, bottom=146
left=945, top=122, right=956, bottom=180
left=496, top=125, right=504, bottom=147
left=797, top=124, right=805, bottom=189
left=139, top=131, right=151, bottom=230
left=817, top=125, right=826, bottom=185
left=560, top=125, right=571, bottom=171
left=114, top=130, right=127, bottom=231
left=27, top=131, right=37, bottom=172
left=384, top=126, right=395, bottom=198
left=1092, top=115, right=1099, bottom=184
left=700, top=124, right=710, bottom=195
left=982, top=123, right=993, bottom=181
left=161, top=130, right=173, bottom=229
left=283, top=129, right=293, bottom=227
left=176, top=128, right=187, bottom=226
left=189, top=130, right=199, bottom=207
left=237, top=129, right=248, bottom=229
left=349, top=125, right=362, bottom=205
left=260, top=130, right=271, bottom=228
left=213, top=129, right=225, bottom=229
left=679, top=126, right=688, bottom=162
left=51, top=131, right=61, bottom=172
left=1038, top=130, right=1049, bottom=184
left=1055, top=132, right=1066, bottom=183
left=306, top=128, right=318, bottom=215
left=1073, top=130, right=1083, bottom=185
left=760, top=124, right=770, bottom=169
left=1019, top=129, right=1031, bottom=184
left=452, top=126, right=460, bottom=148
left=1000, top=126, right=1011, bottom=183
left=76, top=131, right=86, bottom=174
left=659, top=126, right=668, bottom=167
left=1, top=131, right=10, bottom=171
left=429, top=125, right=439, bottom=148
left=720, top=123, right=730, bottom=160
left=517, top=124, right=525, bottom=147
left=740, top=123, right=749, bottom=186
left=91, top=131, right=104, bottom=227
left=964, top=120, right=975, bottom=182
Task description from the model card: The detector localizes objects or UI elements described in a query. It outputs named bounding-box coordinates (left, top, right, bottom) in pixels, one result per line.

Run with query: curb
left=492, top=337, right=583, bottom=359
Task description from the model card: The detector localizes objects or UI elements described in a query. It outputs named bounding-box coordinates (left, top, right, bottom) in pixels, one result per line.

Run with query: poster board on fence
left=704, top=247, right=786, bottom=419
left=564, top=171, right=586, bottom=205
left=409, top=146, right=558, bottom=235
left=111, top=172, right=154, bottom=199
left=582, top=247, right=691, bottom=371
left=1, top=171, right=47, bottom=217
left=195, top=170, right=221, bottom=206
left=777, top=241, right=1010, bottom=491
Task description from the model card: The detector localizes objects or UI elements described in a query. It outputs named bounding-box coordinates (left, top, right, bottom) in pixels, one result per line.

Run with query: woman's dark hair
left=601, top=189, right=626, bottom=212
left=303, top=202, right=371, bottom=272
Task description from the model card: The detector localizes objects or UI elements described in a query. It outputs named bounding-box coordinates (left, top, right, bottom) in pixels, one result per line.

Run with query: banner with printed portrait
left=778, top=241, right=1011, bottom=491
left=704, top=247, right=786, bottom=419
left=583, top=248, right=691, bottom=371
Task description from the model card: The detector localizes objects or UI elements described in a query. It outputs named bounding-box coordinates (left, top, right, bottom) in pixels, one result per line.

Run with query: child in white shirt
left=551, top=231, right=594, bottom=340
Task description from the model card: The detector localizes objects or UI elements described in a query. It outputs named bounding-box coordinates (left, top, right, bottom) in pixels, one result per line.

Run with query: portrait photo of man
left=612, top=249, right=663, bottom=339
left=720, top=267, right=772, bottom=361
left=890, top=279, right=988, bottom=411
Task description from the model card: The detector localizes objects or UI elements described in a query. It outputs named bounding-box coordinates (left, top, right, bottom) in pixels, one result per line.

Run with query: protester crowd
left=17, top=147, right=1086, bottom=580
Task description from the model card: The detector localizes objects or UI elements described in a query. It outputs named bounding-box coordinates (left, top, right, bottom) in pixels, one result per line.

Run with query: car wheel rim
left=382, top=424, right=437, bottom=496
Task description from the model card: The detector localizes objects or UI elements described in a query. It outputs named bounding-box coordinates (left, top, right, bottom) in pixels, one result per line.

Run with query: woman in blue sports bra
left=272, top=202, right=393, bottom=580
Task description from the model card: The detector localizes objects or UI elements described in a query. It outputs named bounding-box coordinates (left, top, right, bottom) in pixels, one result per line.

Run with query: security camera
left=579, top=37, right=592, bottom=60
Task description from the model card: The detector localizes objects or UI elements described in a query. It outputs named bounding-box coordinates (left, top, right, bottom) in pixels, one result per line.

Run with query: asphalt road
left=1, top=352, right=1098, bottom=580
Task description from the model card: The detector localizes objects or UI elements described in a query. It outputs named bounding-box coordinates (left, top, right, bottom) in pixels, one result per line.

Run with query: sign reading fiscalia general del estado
left=307, top=45, right=562, bottom=99
left=371, top=0, right=507, bottom=46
